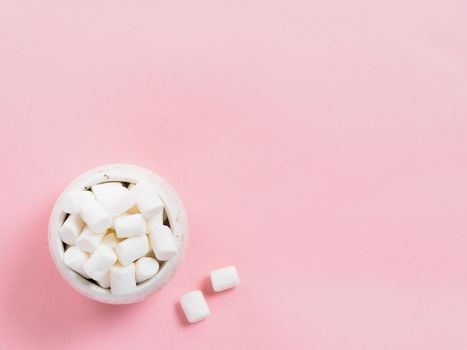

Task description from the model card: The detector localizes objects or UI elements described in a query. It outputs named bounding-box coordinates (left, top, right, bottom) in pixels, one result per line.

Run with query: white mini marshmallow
left=63, top=245, right=90, bottom=278
left=146, top=210, right=164, bottom=233
left=80, top=197, right=113, bottom=234
left=131, top=181, right=164, bottom=219
left=180, top=291, right=210, bottom=323
left=149, top=224, right=178, bottom=261
left=210, top=265, right=240, bottom=292
left=62, top=190, right=94, bottom=214
left=115, top=234, right=149, bottom=266
left=75, top=226, right=106, bottom=253
left=101, top=231, right=121, bottom=249
left=59, top=214, right=85, bottom=245
left=114, top=213, right=147, bottom=238
left=92, top=182, right=135, bottom=217
left=135, top=257, right=159, bottom=283
left=84, top=244, right=117, bottom=280
left=96, top=271, right=110, bottom=289
left=110, top=263, right=137, bottom=296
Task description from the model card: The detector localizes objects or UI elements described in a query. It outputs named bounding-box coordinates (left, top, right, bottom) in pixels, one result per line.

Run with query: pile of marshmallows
left=59, top=181, right=177, bottom=296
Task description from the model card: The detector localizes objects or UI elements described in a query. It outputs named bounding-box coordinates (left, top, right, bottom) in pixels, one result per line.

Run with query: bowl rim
left=48, top=163, right=189, bottom=304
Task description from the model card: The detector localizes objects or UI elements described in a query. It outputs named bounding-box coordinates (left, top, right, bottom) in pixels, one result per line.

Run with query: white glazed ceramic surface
left=48, top=164, right=189, bottom=304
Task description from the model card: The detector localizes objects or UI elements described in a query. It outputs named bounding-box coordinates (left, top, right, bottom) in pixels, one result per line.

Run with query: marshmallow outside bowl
left=48, top=164, right=189, bottom=304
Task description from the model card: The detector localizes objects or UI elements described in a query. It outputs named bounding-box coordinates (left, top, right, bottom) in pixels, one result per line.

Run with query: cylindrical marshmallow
left=135, top=257, right=159, bottom=283
left=110, top=263, right=137, bottom=296
left=62, top=190, right=95, bottom=214
left=131, top=181, right=164, bottom=219
left=210, top=265, right=240, bottom=292
left=84, top=244, right=117, bottom=280
left=180, top=290, right=210, bottom=323
left=59, top=214, right=85, bottom=245
left=80, top=197, right=113, bottom=234
left=101, top=231, right=121, bottom=249
left=149, top=224, right=178, bottom=261
left=92, top=182, right=135, bottom=217
left=115, top=234, right=149, bottom=266
left=75, top=226, right=105, bottom=253
left=63, top=245, right=90, bottom=278
left=114, top=213, right=147, bottom=238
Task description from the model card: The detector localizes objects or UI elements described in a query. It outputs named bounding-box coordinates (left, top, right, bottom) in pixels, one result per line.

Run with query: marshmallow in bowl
left=135, top=257, right=159, bottom=283
left=114, top=213, right=147, bottom=238
left=75, top=226, right=105, bottom=253
left=115, top=234, right=150, bottom=266
left=149, top=224, right=178, bottom=261
left=59, top=214, right=85, bottom=245
left=62, top=190, right=94, bottom=215
left=130, top=181, right=164, bottom=219
left=58, top=181, right=178, bottom=296
left=84, top=244, right=117, bottom=280
left=80, top=197, right=113, bottom=234
left=111, top=263, right=137, bottom=296
left=92, top=182, right=135, bottom=217
left=63, top=245, right=90, bottom=278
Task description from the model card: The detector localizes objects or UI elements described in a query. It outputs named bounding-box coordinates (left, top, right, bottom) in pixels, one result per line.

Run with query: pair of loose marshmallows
left=59, top=181, right=178, bottom=296
left=180, top=265, right=240, bottom=323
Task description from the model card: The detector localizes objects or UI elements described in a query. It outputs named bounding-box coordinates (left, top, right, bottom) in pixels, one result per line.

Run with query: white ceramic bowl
left=48, top=164, right=189, bottom=304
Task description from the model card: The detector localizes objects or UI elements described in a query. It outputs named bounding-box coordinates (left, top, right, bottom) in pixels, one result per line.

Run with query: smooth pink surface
left=1, top=0, right=467, bottom=348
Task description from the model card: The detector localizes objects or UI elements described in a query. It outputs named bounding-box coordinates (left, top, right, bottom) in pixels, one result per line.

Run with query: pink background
left=1, top=0, right=467, bottom=349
